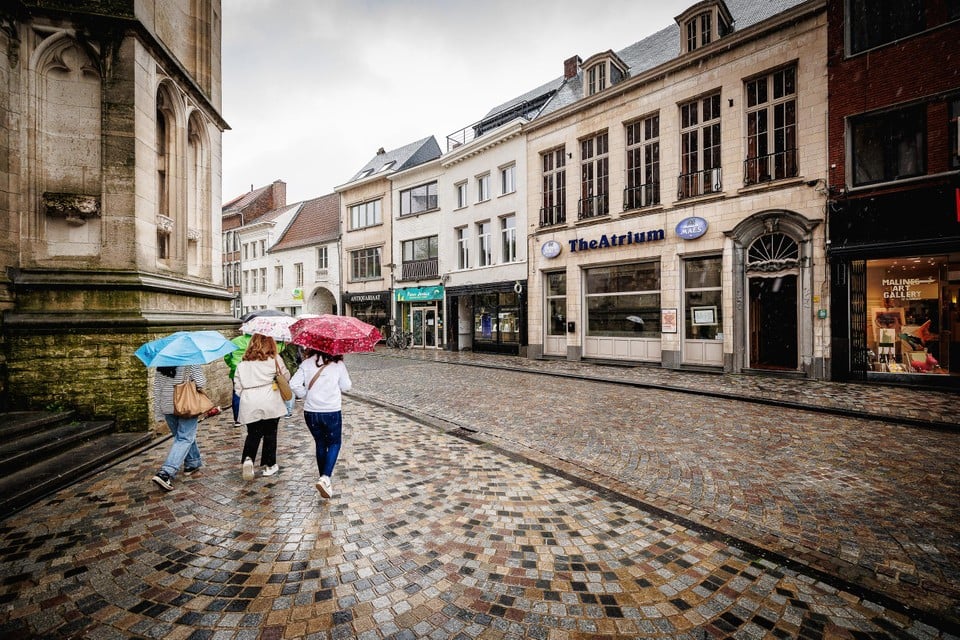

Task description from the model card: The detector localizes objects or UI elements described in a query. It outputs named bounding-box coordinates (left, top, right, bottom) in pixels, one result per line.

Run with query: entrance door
left=412, top=307, right=437, bottom=348
left=749, top=275, right=798, bottom=369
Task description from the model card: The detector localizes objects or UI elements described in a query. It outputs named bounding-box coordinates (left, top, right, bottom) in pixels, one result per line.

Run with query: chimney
left=376, top=147, right=385, bottom=155
left=564, top=55, right=581, bottom=79
left=271, top=180, right=287, bottom=208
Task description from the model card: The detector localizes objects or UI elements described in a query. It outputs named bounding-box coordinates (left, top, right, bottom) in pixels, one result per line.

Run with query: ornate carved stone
left=156, top=214, right=174, bottom=232
left=42, top=192, right=100, bottom=226
left=187, top=227, right=202, bottom=241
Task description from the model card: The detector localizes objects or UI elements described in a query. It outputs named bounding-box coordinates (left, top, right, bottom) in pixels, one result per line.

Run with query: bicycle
left=384, top=324, right=413, bottom=350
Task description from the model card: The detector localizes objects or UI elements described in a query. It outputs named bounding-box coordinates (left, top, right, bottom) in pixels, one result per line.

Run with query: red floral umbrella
left=289, top=314, right=383, bottom=355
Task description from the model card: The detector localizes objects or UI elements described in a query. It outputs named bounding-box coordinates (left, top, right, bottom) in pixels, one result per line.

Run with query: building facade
left=336, top=138, right=441, bottom=337
left=826, top=0, right=960, bottom=387
left=0, top=1, right=232, bottom=427
left=525, top=0, right=830, bottom=378
left=268, top=193, right=342, bottom=316
left=441, top=117, right=532, bottom=355
left=233, top=203, right=300, bottom=316
left=222, top=180, right=288, bottom=317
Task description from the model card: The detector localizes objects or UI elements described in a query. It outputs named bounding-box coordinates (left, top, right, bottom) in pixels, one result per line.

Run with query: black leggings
left=241, top=418, right=279, bottom=466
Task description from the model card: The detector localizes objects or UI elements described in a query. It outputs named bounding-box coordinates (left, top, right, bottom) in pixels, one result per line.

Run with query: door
left=749, top=275, right=798, bottom=369
left=412, top=307, right=437, bottom=348
left=544, top=272, right=567, bottom=356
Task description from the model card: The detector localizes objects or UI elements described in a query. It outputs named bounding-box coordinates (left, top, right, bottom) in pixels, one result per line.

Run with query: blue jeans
left=160, top=414, right=201, bottom=478
left=232, top=391, right=240, bottom=422
left=304, top=410, right=342, bottom=477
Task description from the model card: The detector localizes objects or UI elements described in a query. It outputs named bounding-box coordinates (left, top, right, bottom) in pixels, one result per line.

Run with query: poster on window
left=661, top=308, right=678, bottom=333
left=691, top=306, right=717, bottom=326
left=481, top=313, right=492, bottom=339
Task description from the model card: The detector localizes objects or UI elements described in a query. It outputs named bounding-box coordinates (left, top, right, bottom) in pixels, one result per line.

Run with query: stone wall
left=4, top=329, right=235, bottom=432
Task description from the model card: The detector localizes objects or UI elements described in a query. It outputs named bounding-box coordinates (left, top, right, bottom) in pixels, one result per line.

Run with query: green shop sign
left=395, top=285, right=444, bottom=302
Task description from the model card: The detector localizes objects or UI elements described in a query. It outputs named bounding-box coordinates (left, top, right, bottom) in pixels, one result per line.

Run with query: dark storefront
left=446, top=281, right=527, bottom=355
left=343, top=291, right=391, bottom=337
left=829, top=181, right=960, bottom=387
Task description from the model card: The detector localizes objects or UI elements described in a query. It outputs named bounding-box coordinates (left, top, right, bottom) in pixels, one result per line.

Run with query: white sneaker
left=242, top=458, right=254, bottom=481
left=315, top=475, right=332, bottom=498
left=261, top=464, right=279, bottom=477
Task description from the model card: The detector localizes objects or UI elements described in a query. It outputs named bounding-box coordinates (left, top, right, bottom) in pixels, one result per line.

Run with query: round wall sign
left=675, top=216, right=708, bottom=240
left=541, top=240, right=561, bottom=258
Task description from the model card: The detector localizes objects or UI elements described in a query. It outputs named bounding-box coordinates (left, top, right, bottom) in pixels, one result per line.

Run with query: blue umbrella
left=135, top=331, right=236, bottom=367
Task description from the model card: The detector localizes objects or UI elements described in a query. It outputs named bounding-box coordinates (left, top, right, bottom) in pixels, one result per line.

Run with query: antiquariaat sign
left=567, top=228, right=665, bottom=253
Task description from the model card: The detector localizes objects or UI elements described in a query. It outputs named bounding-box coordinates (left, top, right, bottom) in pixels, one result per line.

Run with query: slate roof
left=343, top=136, right=442, bottom=185
left=495, top=0, right=808, bottom=121
left=270, top=193, right=340, bottom=252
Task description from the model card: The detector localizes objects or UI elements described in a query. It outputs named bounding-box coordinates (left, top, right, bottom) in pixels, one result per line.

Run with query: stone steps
left=0, top=411, right=155, bottom=517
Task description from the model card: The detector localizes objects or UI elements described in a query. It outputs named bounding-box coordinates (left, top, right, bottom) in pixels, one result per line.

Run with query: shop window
left=684, top=256, right=723, bottom=340
left=474, top=292, right=519, bottom=345
left=865, top=256, right=951, bottom=375
left=546, top=272, right=567, bottom=337
left=585, top=262, right=661, bottom=337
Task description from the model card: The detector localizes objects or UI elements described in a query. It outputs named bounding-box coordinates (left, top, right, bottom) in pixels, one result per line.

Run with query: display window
left=474, top=292, right=520, bottom=345
left=350, top=299, right=388, bottom=334
left=584, top=262, right=661, bottom=337
left=684, top=256, right=723, bottom=340
left=865, top=256, right=959, bottom=375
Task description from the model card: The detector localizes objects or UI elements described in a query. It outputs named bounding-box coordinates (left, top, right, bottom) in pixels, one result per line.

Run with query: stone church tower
left=0, top=2, right=233, bottom=429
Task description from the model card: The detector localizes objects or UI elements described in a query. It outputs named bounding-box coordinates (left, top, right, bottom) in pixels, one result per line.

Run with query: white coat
left=234, top=356, right=290, bottom=424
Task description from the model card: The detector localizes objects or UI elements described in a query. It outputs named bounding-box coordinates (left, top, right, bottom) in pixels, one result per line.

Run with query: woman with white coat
left=234, top=333, right=290, bottom=479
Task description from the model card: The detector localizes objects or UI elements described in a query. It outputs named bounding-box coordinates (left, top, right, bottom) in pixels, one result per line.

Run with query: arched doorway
left=747, top=233, right=799, bottom=370
left=305, top=286, right=337, bottom=315
left=727, top=211, right=821, bottom=376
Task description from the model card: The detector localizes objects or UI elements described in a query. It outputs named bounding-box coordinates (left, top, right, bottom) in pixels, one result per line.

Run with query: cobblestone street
left=0, top=350, right=958, bottom=638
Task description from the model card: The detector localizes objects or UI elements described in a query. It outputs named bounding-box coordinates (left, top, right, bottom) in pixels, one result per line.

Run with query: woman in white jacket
left=289, top=348, right=352, bottom=498
left=234, top=333, right=290, bottom=480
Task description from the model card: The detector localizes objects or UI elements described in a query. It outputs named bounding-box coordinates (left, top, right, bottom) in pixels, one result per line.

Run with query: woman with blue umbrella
left=135, top=331, right=235, bottom=492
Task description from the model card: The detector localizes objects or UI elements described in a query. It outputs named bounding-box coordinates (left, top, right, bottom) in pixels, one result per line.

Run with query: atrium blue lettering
left=568, top=229, right=665, bottom=253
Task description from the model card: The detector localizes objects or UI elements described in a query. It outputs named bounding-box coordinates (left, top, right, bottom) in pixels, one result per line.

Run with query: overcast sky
left=221, top=0, right=689, bottom=205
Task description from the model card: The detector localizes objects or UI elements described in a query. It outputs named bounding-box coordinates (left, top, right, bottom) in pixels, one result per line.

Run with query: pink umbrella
left=289, top=314, right=383, bottom=355
left=240, top=315, right=298, bottom=342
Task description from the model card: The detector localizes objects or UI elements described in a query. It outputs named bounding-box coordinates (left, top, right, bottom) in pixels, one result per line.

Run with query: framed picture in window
left=691, top=305, right=717, bottom=326
left=661, top=308, right=678, bottom=333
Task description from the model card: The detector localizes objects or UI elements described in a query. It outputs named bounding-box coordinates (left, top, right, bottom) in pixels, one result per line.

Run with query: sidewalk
left=370, top=347, right=959, bottom=429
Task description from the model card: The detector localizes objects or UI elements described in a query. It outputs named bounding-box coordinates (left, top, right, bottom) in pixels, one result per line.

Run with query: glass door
left=411, top=307, right=437, bottom=348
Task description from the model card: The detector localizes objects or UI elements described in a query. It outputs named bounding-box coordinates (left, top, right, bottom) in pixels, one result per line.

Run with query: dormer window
left=581, top=51, right=629, bottom=98
left=677, top=1, right=733, bottom=54
left=588, top=64, right=606, bottom=95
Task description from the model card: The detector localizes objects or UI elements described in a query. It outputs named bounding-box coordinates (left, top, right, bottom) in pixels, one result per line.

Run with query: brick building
left=826, top=0, right=960, bottom=386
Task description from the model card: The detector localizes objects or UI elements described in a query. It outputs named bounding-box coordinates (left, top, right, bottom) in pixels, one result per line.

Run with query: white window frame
left=456, top=181, right=468, bottom=209
left=275, top=265, right=283, bottom=290
left=349, top=199, right=382, bottom=230
left=295, top=262, right=304, bottom=287
left=500, top=164, right=516, bottom=195
left=457, top=227, right=469, bottom=269
left=477, top=174, right=490, bottom=203
left=477, top=221, right=492, bottom=267
left=500, top=215, right=517, bottom=263
left=317, top=246, right=329, bottom=269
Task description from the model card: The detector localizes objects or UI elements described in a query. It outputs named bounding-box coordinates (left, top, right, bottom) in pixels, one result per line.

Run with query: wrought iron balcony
left=677, top=167, right=722, bottom=200
left=539, top=205, right=566, bottom=228
left=578, top=193, right=609, bottom=220
left=400, top=258, right=438, bottom=281
left=743, top=149, right=798, bottom=186
left=623, top=183, right=660, bottom=211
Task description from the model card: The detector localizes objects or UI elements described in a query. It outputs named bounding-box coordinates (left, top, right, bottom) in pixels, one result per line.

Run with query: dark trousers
left=304, top=410, right=342, bottom=477
left=241, top=418, right=279, bottom=466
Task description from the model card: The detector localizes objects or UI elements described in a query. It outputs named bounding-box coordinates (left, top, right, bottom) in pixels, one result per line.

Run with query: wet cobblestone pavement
left=0, top=349, right=957, bottom=638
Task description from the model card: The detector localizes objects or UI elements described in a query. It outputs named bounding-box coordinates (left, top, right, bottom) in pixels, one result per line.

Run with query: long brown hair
left=242, top=333, right=278, bottom=361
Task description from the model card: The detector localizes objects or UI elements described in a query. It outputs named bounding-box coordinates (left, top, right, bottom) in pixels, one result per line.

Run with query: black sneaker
left=183, top=465, right=201, bottom=476
left=152, top=470, right=173, bottom=491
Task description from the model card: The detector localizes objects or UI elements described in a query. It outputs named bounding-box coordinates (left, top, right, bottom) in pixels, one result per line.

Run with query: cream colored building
left=525, top=0, right=830, bottom=378
left=0, top=1, right=231, bottom=425
left=336, top=138, right=441, bottom=336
